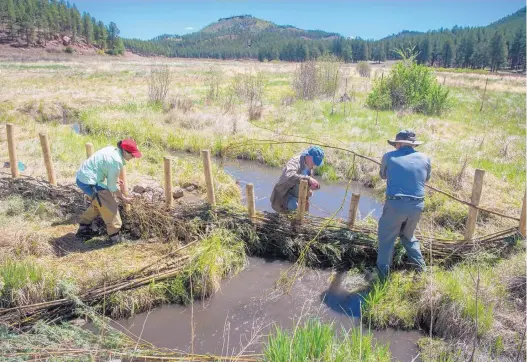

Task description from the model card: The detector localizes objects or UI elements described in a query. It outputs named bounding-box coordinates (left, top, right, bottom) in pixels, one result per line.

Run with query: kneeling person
left=76, top=139, right=142, bottom=242
left=271, top=146, right=324, bottom=213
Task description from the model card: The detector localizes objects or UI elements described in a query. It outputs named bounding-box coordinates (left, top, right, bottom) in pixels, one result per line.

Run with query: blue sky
left=71, top=0, right=525, bottom=40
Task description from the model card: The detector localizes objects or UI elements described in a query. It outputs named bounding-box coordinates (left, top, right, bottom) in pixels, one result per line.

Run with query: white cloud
left=185, top=27, right=194, bottom=30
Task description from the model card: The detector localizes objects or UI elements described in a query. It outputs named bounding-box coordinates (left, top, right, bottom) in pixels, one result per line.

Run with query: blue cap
left=305, top=146, right=325, bottom=166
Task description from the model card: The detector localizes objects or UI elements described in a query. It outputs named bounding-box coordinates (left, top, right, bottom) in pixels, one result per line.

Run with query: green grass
left=434, top=67, right=490, bottom=75
left=362, top=272, right=421, bottom=330
left=263, top=319, right=391, bottom=362
left=434, top=267, right=496, bottom=335
left=361, top=250, right=525, bottom=360
left=103, top=228, right=246, bottom=318
left=0, top=259, right=61, bottom=308
left=0, top=63, right=70, bottom=70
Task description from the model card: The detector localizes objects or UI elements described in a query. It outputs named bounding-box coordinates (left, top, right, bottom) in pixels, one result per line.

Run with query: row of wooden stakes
left=4, top=123, right=525, bottom=238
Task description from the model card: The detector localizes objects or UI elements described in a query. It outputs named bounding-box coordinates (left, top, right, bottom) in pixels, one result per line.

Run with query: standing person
left=377, top=130, right=430, bottom=279
left=76, top=139, right=142, bottom=242
left=271, top=146, right=325, bottom=213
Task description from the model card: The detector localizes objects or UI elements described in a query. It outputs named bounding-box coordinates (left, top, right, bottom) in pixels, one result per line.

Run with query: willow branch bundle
left=0, top=176, right=521, bottom=328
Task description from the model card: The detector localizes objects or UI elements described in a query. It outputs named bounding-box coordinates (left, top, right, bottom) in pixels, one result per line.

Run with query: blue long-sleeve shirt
left=380, top=146, right=431, bottom=198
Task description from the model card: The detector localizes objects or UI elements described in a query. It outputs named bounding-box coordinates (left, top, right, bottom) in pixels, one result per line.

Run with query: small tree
left=293, top=61, right=318, bottom=100
left=366, top=60, right=450, bottom=115
left=356, top=61, right=371, bottom=77
left=148, top=66, right=171, bottom=105
left=293, top=55, right=341, bottom=100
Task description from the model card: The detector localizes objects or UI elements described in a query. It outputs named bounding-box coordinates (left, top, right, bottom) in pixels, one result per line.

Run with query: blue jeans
left=287, top=195, right=299, bottom=211
left=377, top=197, right=426, bottom=278
left=76, top=178, right=105, bottom=198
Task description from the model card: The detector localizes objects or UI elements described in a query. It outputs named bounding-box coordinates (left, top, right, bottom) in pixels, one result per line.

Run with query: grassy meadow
left=0, top=55, right=525, bottom=360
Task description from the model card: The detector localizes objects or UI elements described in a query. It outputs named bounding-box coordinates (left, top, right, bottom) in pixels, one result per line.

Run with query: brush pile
left=0, top=176, right=521, bottom=328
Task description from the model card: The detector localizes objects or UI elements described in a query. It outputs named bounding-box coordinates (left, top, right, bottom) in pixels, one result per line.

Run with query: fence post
left=85, top=143, right=94, bottom=158
left=120, top=167, right=131, bottom=212
left=202, top=149, right=216, bottom=206
left=464, top=169, right=485, bottom=241
left=164, top=156, right=173, bottom=208
left=6, top=124, right=19, bottom=178
left=246, top=183, right=256, bottom=219
left=296, top=179, right=309, bottom=224
left=348, top=193, right=361, bottom=228
left=39, top=133, right=57, bottom=186
left=520, top=191, right=526, bottom=238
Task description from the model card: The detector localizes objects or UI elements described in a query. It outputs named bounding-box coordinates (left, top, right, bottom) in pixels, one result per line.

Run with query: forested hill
left=124, top=9, right=526, bottom=71
left=0, top=0, right=125, bottom=55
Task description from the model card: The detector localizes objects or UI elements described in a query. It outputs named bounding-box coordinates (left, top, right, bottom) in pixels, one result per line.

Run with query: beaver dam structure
left=0, top=124, right=526, bottom=360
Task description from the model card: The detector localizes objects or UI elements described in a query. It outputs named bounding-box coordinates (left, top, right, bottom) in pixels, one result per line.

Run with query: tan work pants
left=79, top=189, right=122, bottom=235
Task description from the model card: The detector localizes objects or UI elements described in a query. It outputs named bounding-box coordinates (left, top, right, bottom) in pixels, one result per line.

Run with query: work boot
left=76, top=224, right=98, bottom=238
left=108, top=232, right=122, bottom=243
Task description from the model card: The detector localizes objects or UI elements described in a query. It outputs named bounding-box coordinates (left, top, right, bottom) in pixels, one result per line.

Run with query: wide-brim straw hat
left=387, top=130, right=424, bottom=147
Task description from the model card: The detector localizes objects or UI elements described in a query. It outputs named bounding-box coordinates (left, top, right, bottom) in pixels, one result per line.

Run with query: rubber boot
left=108, top=232, right=122, bottom=243
left=76, top=224, right=98, bottom=237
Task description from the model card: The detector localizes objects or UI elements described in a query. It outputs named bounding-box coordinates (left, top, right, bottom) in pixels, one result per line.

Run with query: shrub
left=293, top=61, right=318, bottom=100
left=64, top=46, right=74, bottom=54
left=366, top=61, right=450, bottom=115
left=205, top=67, right=223, bottom=102
left=293, top=55, right=341, bottom=100
left=148, top=66, right=171, bottom=105
left=356, top=61, right=371, bottom=78
left=248, top=103, right=262, bottom=120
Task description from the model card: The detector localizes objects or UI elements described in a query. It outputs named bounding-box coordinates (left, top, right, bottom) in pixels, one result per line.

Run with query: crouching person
left=76, top=139, right=142, bottom=242
left=271, top=146, right=325, bottom=213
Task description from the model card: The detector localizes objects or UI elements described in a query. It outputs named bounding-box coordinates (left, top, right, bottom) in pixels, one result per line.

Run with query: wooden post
left=464, top=169, right=485, bottom=241
left=202, top=149, right=216, bottom=206
left=296, top=179, right=309, bottom=223
left=246, top=183, right=256, bottom=219
left=348, top=193, right=361, bottom=228
left=39, top=133, right=56, bottom=186
left=164, top=156, right=173, bottom=208
left=119, top=167, right=130, bottom=212
left=520, top=191, right=526, bottom=238
left=479, top=78, right=488, bottom=112
left=85, top=142, right=94, bottom=158
left=6, top=123, right=19, bottom=178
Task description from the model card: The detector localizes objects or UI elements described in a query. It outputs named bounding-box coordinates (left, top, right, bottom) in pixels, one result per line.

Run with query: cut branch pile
left=0, top=176, right=521, bottom=328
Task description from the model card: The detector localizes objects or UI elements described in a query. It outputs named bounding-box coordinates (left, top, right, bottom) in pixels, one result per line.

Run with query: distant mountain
left=381, top=30, right=424, bottom=41
left=200, top=15, right=274, bottom=34
left=488, top=7, right=526, bottom=28
left=123, top=9, right=526, bottom=71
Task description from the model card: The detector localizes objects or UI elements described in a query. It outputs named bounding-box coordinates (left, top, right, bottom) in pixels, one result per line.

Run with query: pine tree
left=97, top=20, right=107, bottom=49
left=6, top=0, right=16, bottom=40
left=82, top=11, right=92, bottom=44
left=416, top=37, right=430, bottom=65
left=471, top=42, right=489, bottom=69
left=442, top=38, right=455, bottom=67
left=509, top=28, right=525, bottom=70
left=489, top=31, right=506, bottom=71
left=107, top=21, right=119, bottom=49
left=342, top=42, right=352, bottom=63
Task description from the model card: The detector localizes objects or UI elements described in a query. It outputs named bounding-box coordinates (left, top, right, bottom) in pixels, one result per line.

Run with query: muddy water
left=218, top=157, right=383, bottom=220
left=115, top=258, right=422, bottom=361
left=111, top=156, right=411, bottom=358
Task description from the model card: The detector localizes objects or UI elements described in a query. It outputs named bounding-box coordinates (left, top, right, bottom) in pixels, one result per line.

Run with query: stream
left=113, top=258, right=421, bottom=360
left=107, top=157, right=422, bottom=360
left=219, top=156, right=383, bottom=220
